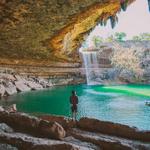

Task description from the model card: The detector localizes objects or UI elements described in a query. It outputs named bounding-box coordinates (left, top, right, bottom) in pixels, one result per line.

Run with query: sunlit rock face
left=0, top=0, right=133, bottom=65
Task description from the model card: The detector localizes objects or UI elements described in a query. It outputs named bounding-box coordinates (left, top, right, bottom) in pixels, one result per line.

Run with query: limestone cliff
left=0, top=0, right=134, bottom=65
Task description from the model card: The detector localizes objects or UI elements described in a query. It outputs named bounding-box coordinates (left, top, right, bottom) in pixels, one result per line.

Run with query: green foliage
left=132, top=33, right=150, bottom=41
left=92, top=36, right=103, bottom=47
left=106, top=35, right=114, bottom=42
left=114, top=32, right=126, bottom=42
left=139, top=33, right=150, bottom=40
left=132, top=36, right=142, bottom=41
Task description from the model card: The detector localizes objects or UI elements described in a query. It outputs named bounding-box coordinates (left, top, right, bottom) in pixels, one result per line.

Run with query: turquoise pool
left=0, top=84, right=150, bottom=130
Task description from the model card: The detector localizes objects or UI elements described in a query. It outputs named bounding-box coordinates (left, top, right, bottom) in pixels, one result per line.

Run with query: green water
left=0, top=84, right=150, bottom=130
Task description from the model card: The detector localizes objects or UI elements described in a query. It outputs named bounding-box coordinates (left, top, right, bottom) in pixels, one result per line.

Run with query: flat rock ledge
left=78, top=117, right=150, bottom=142
left=0, top=111, right=150, bottom=150
left=0, top=111, right=66, bottom=140
left=0, top=71, right=85, bottom=98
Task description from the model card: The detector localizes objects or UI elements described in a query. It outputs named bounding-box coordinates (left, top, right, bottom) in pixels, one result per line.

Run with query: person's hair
left=72, top=90, right=76, bottom=95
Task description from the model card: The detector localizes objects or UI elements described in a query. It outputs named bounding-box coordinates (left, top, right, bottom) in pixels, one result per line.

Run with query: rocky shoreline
left=0, top=69, right=85, bottom=98
left=0, top=111, right=150, bottom=150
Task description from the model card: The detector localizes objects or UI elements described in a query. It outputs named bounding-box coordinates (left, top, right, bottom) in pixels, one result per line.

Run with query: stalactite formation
left=148, top=0, right=150, bottom=12
left=109, top=15, right=118, bottom=29
left=120, top=0, right=129, bottom=11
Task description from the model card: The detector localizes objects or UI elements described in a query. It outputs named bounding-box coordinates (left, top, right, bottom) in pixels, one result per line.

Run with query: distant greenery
left=92, top=36, right=103, bottom=47
left=90, top=32, right=150, bottom=48
left=114, top=32, right=126, bottom=42
left=132, top=33, right=150, bottom=41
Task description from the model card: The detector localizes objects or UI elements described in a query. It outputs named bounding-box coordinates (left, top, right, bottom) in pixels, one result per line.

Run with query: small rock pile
left=0, top=73, right=53, bottom=97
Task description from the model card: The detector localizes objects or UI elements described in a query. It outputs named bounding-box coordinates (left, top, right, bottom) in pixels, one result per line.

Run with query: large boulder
left=78, top=117, right=150, bottom=142
left=0, top=84, right=5, bottom=97
left=26, top=81, right=43, bottom=90
left=38, top=120, right=66, bottom=139
left=0, top=106, right=4, bottom=111
left=0, top=111, right=66, bottom=140
left=40, top=115, right=76, bottom=129
left=4, top=82, right=17, bottom=95
left=37, top=78, right=49, bottom=88
left=5, top=87, right=17, bottom=95
left=15, top=81, right=31, bottom=92
left=0, top=123, right=13, bottom=133
left=0, top=73, right=16, bottom=81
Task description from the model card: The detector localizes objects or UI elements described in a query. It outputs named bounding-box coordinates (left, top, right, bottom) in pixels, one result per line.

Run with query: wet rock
left=37, top=78, right=52, bottom=88
left=119, top=70, right=135, bottom=83
left=4, top=82, right=17, bottom=95
left=0, top=111, right=66, bottom=140
left=78, top=117, right=150, bottom=142
left=15, top=81, right=31, bottom=92
left=47, top=81, right=53, bottom=87
left=64, top=136, right=99, bottom=150
left=53, top=78, right=73, bottom=86
left=0, top=111, right=39, bottom=131
left=0, top=106, right=5, bottom=111
left=69, top=128, right=150, bottom=150
left=0, top=130, right=82, bottom=150
left=0, top=84, right=5, bottom=97
left=69, top=129, right=131, bottom=150
left=0, top=144, right=18, bottom=150
left=0, top=73, right=16, bottom=81
left=0, top=71, right=85, bottom=98
left=0, top=112, right=150, bottom=150
left=40, top=115, right=76, bottom=129
left=14, top=75, right=26, bottom=83
left=26, top=81, right=43, bottom=90
left=0, top=123, right=13, bottom=133
left=38, top=120, right=66, bottom=140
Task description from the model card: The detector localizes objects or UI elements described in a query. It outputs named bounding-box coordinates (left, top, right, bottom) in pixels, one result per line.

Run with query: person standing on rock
left=70, top=90, right=78, bottom=121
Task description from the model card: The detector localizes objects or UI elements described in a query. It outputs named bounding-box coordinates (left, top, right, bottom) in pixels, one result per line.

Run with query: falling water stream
left=81, top=50, right=101, bottom=85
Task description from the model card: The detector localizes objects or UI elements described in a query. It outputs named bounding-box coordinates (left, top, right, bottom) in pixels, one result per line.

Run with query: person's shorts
left=71, top=105, right=77, bottom=112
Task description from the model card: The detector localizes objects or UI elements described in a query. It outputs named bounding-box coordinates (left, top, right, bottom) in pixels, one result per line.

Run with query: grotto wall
left=0, top=0, right=134, bottom=65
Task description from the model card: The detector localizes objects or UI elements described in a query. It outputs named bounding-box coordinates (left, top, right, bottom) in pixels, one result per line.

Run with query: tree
left=92, top=36, right=103, bottom=47
left=106, top=35, right=114, bottom=42
left=114, top=32, right=126, bottom=42
left=111, top=43, right=143, bottom=76
left=140, top=33, right=150, bottom=41
left=132, top=36, right=142, bottom=41
left=132, top=33, right=150, bottom=41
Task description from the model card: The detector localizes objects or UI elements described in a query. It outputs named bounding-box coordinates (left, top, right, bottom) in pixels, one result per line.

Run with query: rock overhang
left=0, top=0, right=135, bottom=65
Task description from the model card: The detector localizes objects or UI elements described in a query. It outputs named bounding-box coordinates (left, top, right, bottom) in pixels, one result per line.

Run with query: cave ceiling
left=0, top=0, right=136, bottom=65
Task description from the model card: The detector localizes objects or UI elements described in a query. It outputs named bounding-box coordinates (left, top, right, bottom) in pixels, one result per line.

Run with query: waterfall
left=81, top=51, right=100, bottom=85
